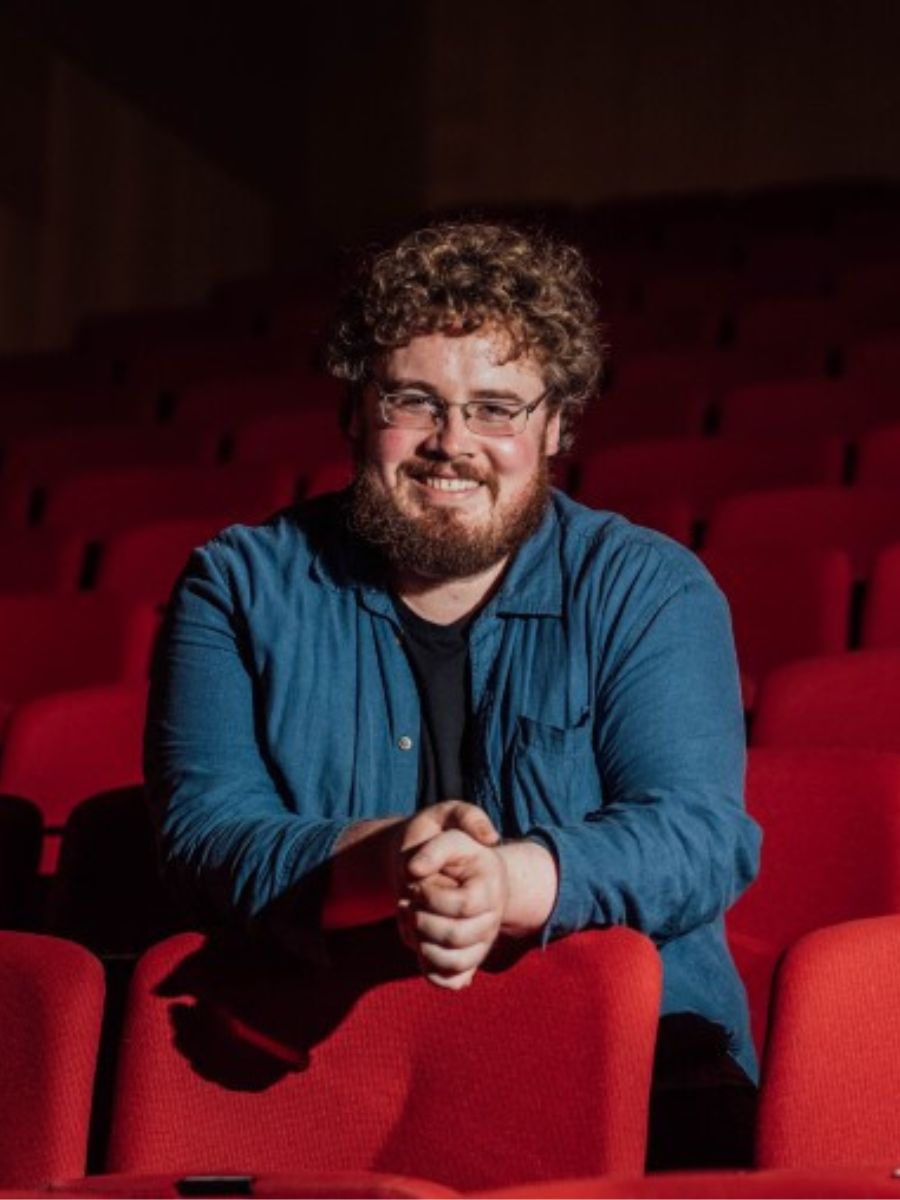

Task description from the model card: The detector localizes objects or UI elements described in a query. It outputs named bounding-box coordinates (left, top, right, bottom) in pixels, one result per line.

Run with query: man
left=146, top=221, right=760, bottom=1167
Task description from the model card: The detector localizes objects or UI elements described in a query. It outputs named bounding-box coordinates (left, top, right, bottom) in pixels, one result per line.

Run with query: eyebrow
left=382, top=377, right=528, bottom=403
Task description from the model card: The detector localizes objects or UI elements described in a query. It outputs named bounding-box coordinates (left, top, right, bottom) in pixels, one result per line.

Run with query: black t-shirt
left=392, top=598, right=473, bottom=806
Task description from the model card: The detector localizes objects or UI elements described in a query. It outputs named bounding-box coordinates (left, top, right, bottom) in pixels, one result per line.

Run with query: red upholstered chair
left=856, top=421, right=900, bottom=485
left=862, top=541, right=900, bottom=647
left=0, top=932, right=104, bottom=1188
left=752, top=649, right=900, bottom=752
left=573, top=438, right=842, bottom=521
left=0, top=683, right=147, bottom=871
left=578, top=385, right=710, bottom=446
left=303, top=459, right=354, bottom=499
left=40, top=464, right=298, bottom=539
left=35, top=1170, right=457, bottom=1198
left=479, top=1167, right=900, bottom=1197
left=229, top=408, right=348, bottom=471
left=700, top=548, right=852, bottom=710
left=706, top=486, right=900, bottom=578
left=175, top=372, right=341, bottom=428
left=105, top=927, right=662, bottom=1191
left=730, top=296, right=840, bottom=360
left=0, top=529, right=85, bottom=592
left=96, top=517, right=232, bottom=607
left=757, top=915, right=900, bottom=1169
left=717, top=377, right=900, bottom=439
left=726, top=748, right=900, bottom=1051
left=0, top=595, right=156, bottom=713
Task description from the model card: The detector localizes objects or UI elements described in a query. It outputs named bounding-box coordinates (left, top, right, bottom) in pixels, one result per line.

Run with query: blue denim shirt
left=146, top=489, right=760, bottom=1078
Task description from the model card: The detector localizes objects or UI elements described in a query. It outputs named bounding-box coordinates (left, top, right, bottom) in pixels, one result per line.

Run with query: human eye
left=470, top=400, right=521, bottom=424
left=389, top=391, right=436, bottom=414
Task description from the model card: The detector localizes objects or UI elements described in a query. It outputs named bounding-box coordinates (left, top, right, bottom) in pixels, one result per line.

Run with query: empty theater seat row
left=3, top=913, right=900, bottom=1196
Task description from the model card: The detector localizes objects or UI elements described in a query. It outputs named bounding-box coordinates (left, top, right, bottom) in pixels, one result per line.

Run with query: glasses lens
left=383, top=392, right=439, bottom=428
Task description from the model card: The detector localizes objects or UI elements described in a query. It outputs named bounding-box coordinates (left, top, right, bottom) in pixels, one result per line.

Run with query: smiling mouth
left=418, top=476, right=481, bottom=493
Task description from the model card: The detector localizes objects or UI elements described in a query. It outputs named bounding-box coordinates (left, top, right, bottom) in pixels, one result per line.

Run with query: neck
left=393, top=557, right=508, bottom=625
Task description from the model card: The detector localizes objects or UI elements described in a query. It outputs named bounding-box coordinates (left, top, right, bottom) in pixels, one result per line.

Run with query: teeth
left=422, top=476, right=479, bottom=492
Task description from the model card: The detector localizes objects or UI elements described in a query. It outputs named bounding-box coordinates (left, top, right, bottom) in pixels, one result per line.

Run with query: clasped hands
left=392, top=800, right=508, bottom=991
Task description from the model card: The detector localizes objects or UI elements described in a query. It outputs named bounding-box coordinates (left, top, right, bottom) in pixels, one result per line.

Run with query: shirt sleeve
left=144, top=542, right=349, bottom=958
left=527, top=575, right=760, bottom=946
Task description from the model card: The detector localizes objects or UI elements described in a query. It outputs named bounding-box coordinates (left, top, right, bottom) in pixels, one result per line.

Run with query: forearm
left=497, top=839, right=558, bottom=938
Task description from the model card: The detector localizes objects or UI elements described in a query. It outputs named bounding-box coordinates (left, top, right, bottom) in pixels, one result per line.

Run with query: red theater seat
left=229, top=407, right=348, bottom=470
left=727, top=748, right=900, bottom=1051
left=479, top=1167, right=900, bottom=1198
left=0, top=932, right=104, bottom=1188
left=0, top=595, right=156, bottom=713
left=30, top=1170, right=457, bottom=1198
left=752, top=648, right=900, bottom=753
left=856, top=421, right=900, bottom=485
left=304, top=459, right=354, bottom=499
left=105, top=927, right=662, bottom=1190
left=40, top=464, right=298, bottom=538
left=706, top=486, right=900, bottom=578
left=862, top=541, right=900, bottom=647
left=0, top=529, right=85, bottom=592
left=574, top=438, right=842, bottom=519
left=757, top=915, right=900, bottom=1169
left=718, top=377, right=900, bottom=439
left=0, top=683, right=148, bottom=871
left=174, top=372, right=341, bottom=428
left=700, top=548, right=852, bottom=709
left=97, top=517, right=232, bottom=606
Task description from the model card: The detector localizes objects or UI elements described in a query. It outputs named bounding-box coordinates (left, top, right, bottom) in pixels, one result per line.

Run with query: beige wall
left=424, top=0, right=900, bottom=210
left=0, top=19, right=271, bottom=354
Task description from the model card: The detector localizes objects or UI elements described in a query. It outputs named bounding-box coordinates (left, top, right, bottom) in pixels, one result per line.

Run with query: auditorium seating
left=38, top=463, right=299, bottom=538
left=0, top=683, right=148, bottom=872
left=0, top=596, right=156, bottom=716
left=0, top=529, right=85, bottom=592
left=752, top=649, right=900, bottom=752
left=727, top=748, right=900, bottom=1049
left=706, top=486, right=900, bottom=577
left=573, top=438, right=843, bottom=520
left=479, top=1168, right=900, bottom=1198
left=228, top=407, right=349, bottom=470
left=717, top=377, right=900, bottom=439
left=855, top=420, right=900, bottom=484
left=757, top=915, right=900, bottom=1170
left=95, top=517, right=233, bottom=606
left=0, top=932, right=104, bottom=1188
left=861, top=541, right=900, bottom=647
left=104, top=927, right=662, bottom=1190
left=172, top=371, right=342, bottom=428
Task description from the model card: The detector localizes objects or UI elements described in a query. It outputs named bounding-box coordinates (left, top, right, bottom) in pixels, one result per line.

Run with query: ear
left=544, top=406, right=562, bottom=457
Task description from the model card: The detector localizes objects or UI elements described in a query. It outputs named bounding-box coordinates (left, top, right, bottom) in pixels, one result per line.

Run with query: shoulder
left=550, top=489, right=716, bottom=604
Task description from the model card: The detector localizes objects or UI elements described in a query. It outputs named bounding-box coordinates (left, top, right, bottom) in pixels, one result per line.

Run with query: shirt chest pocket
left=502, top=711, right=604, bottom=835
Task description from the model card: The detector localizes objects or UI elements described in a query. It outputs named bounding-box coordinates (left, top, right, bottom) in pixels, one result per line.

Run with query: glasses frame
left=373, top=383, right=550, bottom=438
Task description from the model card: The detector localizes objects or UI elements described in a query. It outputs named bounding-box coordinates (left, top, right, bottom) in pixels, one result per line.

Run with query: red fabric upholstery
left=40, top=465, right=298, bottom=538
left=304, top=459, right=354, bottom=500
left=706, top=486, right=900, bottom=578
left=752, top=649, right=900, bottom=752
left=574, top=438, right=842, bottom=518
left=0, top=932, right=104, bottom=1187
left=757, top=915, right=900, bottom=1169
left=106, top=927, right=662, bottom=1190
left=732, top=296, right=840, bottom=354
left=727, top=748, right=900, bottom=1049
left=578, top=385, right=710, bottom=446
left=718, top=377, right=900, bottom=439
left=481, top=1166, right=900, bottom=1197
left=0, top=596, right=156, bottom=708
left=0, top=683, right=148, bottom=872
left=856, top=421, right=900, bottom=485
left=38, top=1171, right=458, bottom=1198
left=97, top=518, right=232, bottom=605
left=229, top=408, right=348, bottom=471
left=0, top=529, right=85, bottom=592
left=176, top=373, right=342, bottom=427
left=862, top=541, right=900, bottom=648
left=700, top=548, right=852, bottom=706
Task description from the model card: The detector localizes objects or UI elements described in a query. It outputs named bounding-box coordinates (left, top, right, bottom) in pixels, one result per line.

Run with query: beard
left=347, top=454, right=552, bottom=580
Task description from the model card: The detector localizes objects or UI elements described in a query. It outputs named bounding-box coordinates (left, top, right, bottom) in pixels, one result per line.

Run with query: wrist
left=495, top=839, right=558, bottom=938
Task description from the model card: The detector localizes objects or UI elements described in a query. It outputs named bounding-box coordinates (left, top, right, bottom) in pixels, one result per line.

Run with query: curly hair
left=326, top=221, right=605, bottom=451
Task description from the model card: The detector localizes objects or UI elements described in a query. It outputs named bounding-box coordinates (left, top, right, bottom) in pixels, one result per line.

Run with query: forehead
left=382, top=330, right=545, bottom=394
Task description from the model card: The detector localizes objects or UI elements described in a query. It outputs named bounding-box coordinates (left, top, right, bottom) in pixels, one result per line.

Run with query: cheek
left=366, top=428, right=420, bottom=476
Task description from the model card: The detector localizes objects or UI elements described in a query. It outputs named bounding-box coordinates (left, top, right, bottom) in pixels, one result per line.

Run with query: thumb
left=446, top=802, right=500, bottom=847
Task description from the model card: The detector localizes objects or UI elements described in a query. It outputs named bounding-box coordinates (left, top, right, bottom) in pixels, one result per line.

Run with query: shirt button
left=398, top=735, right=414, bottom=751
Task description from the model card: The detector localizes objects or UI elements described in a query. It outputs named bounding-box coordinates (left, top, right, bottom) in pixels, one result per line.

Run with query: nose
left=423, top=402, right=476, bottom=458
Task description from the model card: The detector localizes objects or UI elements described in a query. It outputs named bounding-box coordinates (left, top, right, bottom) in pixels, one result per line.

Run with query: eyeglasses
left=374, top=384, right=549, bottom=437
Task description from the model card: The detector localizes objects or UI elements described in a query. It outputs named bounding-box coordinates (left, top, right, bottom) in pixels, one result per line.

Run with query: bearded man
left=146, top=222, right=760, bottom=1168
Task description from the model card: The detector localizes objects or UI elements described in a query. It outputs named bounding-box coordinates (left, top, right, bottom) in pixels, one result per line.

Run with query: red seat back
left=862, top=541, right=900, bottom=647
left=757, top=915, right=900, bottom=1169
left=107, top=928, right=662, bottom=1190
left=97, top=518, right=232, bottom=606
left=0, top=932, right=104, bottom=1187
